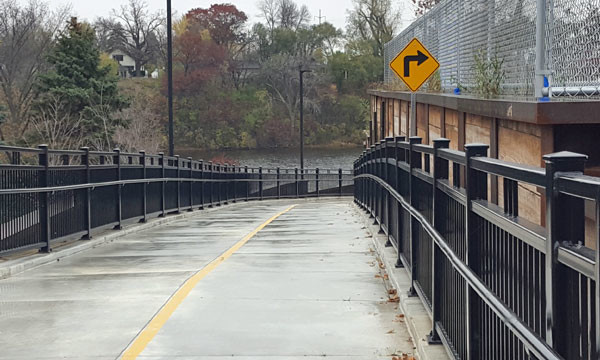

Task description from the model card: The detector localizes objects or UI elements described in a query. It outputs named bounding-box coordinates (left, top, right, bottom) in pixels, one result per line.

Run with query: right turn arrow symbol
left=403, top=51, right=429, bottom=77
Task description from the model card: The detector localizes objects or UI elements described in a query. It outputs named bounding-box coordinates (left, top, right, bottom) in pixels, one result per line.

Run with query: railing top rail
left=438, top=148, right=466, bottom=165
left=471, top=157, right=546, bottom=187
left=397, top=141, right=410, bottom=150
left=47, top=149, right=87, bottom=156
left=556, top=173, right=600, bottom=200
left=0, top=145, right=43, bottom=154
left=355, top=174, right=562, bottom=360
left=412, top=143, right=434, bottom=155
left=0, top=174, right=351, bottom=195
left=0, top=144, right=354, bottom=173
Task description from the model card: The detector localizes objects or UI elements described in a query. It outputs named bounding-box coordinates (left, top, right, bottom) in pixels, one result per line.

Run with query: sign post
left=389, top=38, right=439, bottom=136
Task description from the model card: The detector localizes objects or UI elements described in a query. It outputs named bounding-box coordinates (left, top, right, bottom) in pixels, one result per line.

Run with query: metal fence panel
left=384, top=0, right=600, bottom=96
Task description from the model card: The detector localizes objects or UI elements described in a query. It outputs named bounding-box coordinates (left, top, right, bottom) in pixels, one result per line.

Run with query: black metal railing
left=0, top=145, right=354, bottom=256
left=354, top=136, right=600, bottom=360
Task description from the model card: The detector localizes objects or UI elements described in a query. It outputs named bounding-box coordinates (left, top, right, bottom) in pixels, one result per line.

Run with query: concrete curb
left=352, top=202, right=451, bottom=360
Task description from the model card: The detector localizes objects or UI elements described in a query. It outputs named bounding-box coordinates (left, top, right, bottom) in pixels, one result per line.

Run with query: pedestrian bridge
left=2, top=141, right=600, bottom=360
left=0, top=198, right=415, bottom=359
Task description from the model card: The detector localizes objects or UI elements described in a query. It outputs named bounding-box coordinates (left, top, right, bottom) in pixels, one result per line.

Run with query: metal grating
left=384, top=0, right=600, bottom=96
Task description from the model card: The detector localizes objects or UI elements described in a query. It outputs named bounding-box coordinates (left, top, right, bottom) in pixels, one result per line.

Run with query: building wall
left=368, top=90, right=600, bottom=248
left=110, top=51, right=137, bottom=68
left=369, top=93, right=554, bottom=227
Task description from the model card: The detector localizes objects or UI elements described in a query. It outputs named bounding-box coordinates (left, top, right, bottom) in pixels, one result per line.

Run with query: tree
left=258, top=0, right=310, bottom=32
left=30, top=93, right=84, bottom=150
left=258, top=0, right=278, bottom=35
left=346, top=0, right=400, bottom=57
left=413, top=0, right=440, bottom=16
left=93, top=17, right=124, bottom=53
left=328, top=51, right=383, bottom=93
left=186, top=4, right=248, bottom=51
left=277, top=0, right=310, bottom=30
left=110, top=0, right=164, bottom=77
left=0, top=0, right=69, bottom=140
left=312, top=22, right=343, bottom=57
left=35, top=18, right=127, bottom=149
left=174, top=30, right=226, bottom=79
left=113, top=87, right=163, bottom=154
left=259, top=54, right=325, bottom=136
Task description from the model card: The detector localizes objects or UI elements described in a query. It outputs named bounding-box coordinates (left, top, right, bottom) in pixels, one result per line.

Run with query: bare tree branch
left=0, top=0, right=70, bottom=138
left=110, top=0, right=165, bottom=77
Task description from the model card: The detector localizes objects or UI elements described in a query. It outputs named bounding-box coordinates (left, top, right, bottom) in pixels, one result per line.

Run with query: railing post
left=113, top=148, right=123, bottom=230
left=222, top=164, right=228, bottom=204
left=227, top=165, right=231, bottom=203
left=226, top=165, right=231, bottom=203
left=395, top=136, right=406, bottom=191
left=316, top=168, right=320, bottom=197
left=277, top=167, right=281, bottom=199
left=384, top=137, right=394, bottom=183
left=175, top=155, right=181, bottom=213
left=216, top=163, right=224, bottom=206
left=208, top=161, right=213, bottom=207
left=428, top=138, right=450, bottom=344
left=38, top=144, right=51, bottom=253
left=140, top=151, right=147, bottom=222
left=338, top=168, right=343, bottom=196
left=407, top=136, right=422, bottom=296
left=295, top=168, right=299, bottom=198
left=374, top=142, right=382, bottom=228
left=188, top=157, right=194, bottom=211
left=81, top=147, right=92, bottom=238
left=543, top=151, right=587, bottom=353
left=595, top=178, right=600, bottom=359
left=369, top=145, right=376, bottom=218
left=159, top=152, right=166, bottom=217
left=245, top=166, right=249, bottom=201
left=383, top=137, right=394, bottom=245
left=232, top=165, right=238, bottom=203
left=464, top=143, right=489, bottom=360
left=199, top=160, right=205, bottom=209
left=259, top=167, right=263, bottom=200
left=394, top=137, right=406, bottom=269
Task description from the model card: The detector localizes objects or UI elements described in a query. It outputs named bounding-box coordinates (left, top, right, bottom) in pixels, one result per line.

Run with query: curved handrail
left=354, top=173, right=562, bottom=360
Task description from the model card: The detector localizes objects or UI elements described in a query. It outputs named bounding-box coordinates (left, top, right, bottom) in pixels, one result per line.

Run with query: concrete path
left=0, top=199, right=415, bottom=359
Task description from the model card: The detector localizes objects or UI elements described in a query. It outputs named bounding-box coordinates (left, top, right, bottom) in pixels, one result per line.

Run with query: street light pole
left=299, top=68, right=304, bottom=172
left=167, top=0, right=174, bottom=156
left=299, top=67, right=312, bottom=173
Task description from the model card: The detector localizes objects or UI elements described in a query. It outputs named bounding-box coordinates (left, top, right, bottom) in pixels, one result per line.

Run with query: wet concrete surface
left=0, top=199, right=415, bottom=359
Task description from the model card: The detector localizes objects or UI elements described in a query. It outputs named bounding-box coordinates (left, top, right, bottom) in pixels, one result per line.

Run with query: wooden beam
left=441, top=107, right=446, bottom=138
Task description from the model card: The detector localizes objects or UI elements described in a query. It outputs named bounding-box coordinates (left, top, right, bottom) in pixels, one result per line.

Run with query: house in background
left=109, top=50, right=145, bottom=78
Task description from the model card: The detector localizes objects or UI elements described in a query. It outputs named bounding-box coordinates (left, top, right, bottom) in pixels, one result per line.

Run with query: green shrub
left=473, top=50, right=505, bottom=98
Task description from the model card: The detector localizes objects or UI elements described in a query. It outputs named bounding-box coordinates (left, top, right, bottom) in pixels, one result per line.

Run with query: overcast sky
left=21, top=0, right=414, bottom=33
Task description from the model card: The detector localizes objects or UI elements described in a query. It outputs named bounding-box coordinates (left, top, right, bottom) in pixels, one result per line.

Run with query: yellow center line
left=120, top=204, right=297, bottom=360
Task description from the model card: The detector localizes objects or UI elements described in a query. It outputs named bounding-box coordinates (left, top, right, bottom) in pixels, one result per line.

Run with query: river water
left=178, top=147, right=364, bottom=170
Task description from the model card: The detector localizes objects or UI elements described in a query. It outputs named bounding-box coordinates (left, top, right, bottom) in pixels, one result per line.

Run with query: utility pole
left=167, top=0, right=174, bottom=156
left=315, top=9, right=326, bottom=24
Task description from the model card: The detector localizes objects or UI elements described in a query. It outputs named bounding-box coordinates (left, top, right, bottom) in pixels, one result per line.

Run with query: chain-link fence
left=384, top=0, right=600, bottom=97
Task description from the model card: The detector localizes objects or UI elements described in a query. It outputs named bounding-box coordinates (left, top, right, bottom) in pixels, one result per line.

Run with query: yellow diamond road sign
left=390, top=38, right=440, bottom=92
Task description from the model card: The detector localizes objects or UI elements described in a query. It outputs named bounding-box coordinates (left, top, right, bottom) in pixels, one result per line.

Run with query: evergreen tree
left=36, top=17, right=127, bottom=149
